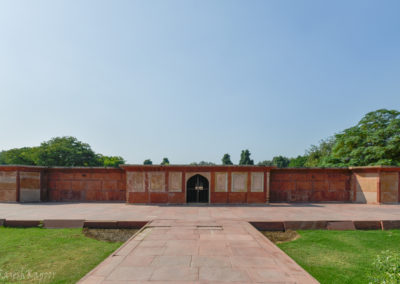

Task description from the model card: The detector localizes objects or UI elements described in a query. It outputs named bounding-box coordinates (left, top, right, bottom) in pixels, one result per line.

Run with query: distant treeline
left=0, top=136, right=125, bottom=167
left=1, top=109, right=399, bottom=168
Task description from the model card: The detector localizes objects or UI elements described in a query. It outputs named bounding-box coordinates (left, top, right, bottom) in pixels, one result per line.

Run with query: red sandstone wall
left=0, top=170, right=17, bottom=202
left=46, top=168, right=126, bottom=202
left=270, top=169, right=351, bottom=202
left=1, top=166, right=399, bottom=204
left=380, top=171, right=399, bottom=203
left=0, top=166, right=44, bottom=202
left=351, top=168, right=400, bottom=204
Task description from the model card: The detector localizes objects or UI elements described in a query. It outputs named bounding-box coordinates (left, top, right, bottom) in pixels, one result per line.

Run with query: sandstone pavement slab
left=79, top=219, right=318, bottom=283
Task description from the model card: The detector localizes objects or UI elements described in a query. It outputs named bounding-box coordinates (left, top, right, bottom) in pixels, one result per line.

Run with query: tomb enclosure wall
left=0, top=165, right=399, bottom=204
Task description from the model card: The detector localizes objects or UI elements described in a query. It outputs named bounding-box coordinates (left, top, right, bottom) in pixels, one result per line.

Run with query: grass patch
left=0, top=227, right=122, bottom=283
left=275, top=230, right=400, bottom=284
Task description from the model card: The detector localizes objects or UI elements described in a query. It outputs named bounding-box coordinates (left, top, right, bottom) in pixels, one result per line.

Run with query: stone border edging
left=382, top=220, right=400, bottom=230
left=83, top=221, right=147, bottom=229
left=44, top=219, right=85, bottom=228
left=0, top=219, right=148, bottom=229
left=4, top=220, right=42, bottom=227
left=250, top=220, right=400, bottom=231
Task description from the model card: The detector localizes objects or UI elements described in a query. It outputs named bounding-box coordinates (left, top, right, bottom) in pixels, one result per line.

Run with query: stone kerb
left=250, top=221, right=285, bottom=231
left=83, top=221, right=118, bottom=229
left=353, top=221, right=382, bottom=230
left=381, top=220, right=400, bottom=230
left=43, top=219, right=85, bottom=228
left=284, top=221, right=328, bottom=230
left=4, top=220, right=42, bottom=228
left=252, top=220, right=394, bottom=231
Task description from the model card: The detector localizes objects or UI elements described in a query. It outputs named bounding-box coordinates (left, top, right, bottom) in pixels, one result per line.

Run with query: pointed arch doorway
left=186, top=174, right=209, bottom=203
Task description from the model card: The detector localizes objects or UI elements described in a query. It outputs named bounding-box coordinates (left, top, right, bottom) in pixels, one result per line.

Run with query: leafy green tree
left=190, top=161, right=216, bottom=165
left=328, top=109, right=400, bottom=166
left=304, top=137, right=335, bottom=167
left=0, top=136, right=125, bottom=167
left=199, top=161, right=215, bottom=165
left=36, top=136, right=101, bottom=167
left=98, top=155, right=125, bottom=167
left=288, top=155, right=307, bottom=168
left=258, top=156, right=290, bottom=167
left=272, top=156, right=290, bottom=168
left=257, top=160, right=273, bottom=166
left=143, top=159, right=153, bottom=165
left=239, top=149, right=254, bottom=165
left=221, top=154, right=233, bottom=165
left=161, top=158, right=170, bottom=165
left=0, top=147, right=39, bottom=165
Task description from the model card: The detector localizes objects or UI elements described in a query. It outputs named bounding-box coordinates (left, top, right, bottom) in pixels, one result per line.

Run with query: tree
left=143, top=159, right=153, bottom=165
left=98, top=155, right=125, bottom=167
left=190, top=161, right=216, bottom=165
left=0, top=147, right=39, bottom=165
left=239, top=149, right=254, bottom=165
left=199, top=161, right=215, bottom=165
left=257, top=160, right=273, bottom=166
left=288, top=155, right=307, bottom=168
left=161, top=158, right=170, bottom=165
left=36, top=136, right=101, bottom=167
left=304, top=137, right=335, bottom=167
left=258, top=156, right=290, bottom=167
left=272, top=156, right=290, bottom=168
left=221, top=154, right=233, bottom=165
left=328, top=109, right=400, bottom=166
left=0, top=136, right=125, bottom=167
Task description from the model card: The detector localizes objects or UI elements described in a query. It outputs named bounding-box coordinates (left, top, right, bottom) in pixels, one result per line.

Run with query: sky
left=1, top=0, right=400, bottom=164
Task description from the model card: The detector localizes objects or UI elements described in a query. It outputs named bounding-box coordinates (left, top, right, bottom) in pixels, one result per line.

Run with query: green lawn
left=0, top=227, right=122, bottom=283
left=277, top=230, right=400, bottom=284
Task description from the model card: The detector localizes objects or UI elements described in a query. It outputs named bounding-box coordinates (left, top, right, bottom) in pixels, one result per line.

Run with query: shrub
left=369, top=250, right=400, bottom=283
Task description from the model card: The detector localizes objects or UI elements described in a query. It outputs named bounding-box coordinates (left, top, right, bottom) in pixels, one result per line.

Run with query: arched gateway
left=186, top=174, right=209, bottom=203
left=122, top=165, right=272, bottom=204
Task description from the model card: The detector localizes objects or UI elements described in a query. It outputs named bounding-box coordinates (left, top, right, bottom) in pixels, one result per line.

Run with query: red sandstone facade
left=122, top=165, right=272, bottom=204
left=0, top=165, right=399, bottom=204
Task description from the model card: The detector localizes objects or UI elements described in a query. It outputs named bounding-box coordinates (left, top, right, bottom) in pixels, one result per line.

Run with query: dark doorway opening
left=186, top=174, right=209, bottom=203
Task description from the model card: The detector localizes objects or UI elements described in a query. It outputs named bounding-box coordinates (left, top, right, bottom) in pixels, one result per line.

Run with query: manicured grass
left=0, top=227, right=122, bottom=283
left=277, top=230, right=400, bottom=284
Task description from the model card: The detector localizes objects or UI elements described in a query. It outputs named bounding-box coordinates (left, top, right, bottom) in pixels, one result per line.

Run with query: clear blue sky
left=1, top=0, right=399, bottom=164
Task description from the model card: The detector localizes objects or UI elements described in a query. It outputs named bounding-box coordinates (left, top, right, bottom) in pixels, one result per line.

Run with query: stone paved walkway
left=1, top=202, right=399, bottom=221
left=79, top=219, right=317, bottom=283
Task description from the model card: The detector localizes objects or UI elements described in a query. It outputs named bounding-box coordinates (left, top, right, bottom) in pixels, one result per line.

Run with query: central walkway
left=80, top=219, right=317, bottom=283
